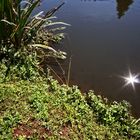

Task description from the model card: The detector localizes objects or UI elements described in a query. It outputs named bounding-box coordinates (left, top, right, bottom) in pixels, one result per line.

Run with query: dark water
left=40, top=0, right=140, bottom=117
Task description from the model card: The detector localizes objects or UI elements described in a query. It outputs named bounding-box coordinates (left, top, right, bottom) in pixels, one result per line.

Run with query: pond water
left=40, top=0, right=140, bottom=117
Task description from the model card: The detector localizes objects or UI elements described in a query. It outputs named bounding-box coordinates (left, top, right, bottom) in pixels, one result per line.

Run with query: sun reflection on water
left=121, top=70, right=140, bottom=91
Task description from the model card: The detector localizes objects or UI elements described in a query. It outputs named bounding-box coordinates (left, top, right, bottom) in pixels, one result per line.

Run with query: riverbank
left=0, top=1, right=140, bottom=139
left=0, top=65, right=140, bottom=139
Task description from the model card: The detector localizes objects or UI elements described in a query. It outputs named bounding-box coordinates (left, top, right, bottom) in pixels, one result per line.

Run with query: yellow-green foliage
left=0, top=73, right=140, bottom=139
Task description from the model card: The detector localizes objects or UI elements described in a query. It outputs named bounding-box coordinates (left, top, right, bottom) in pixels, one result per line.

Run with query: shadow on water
left=116, top=0, right=133, bottom=19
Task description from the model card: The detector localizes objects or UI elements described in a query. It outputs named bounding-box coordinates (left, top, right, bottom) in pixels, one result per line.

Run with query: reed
left=0, top=0, right=68, bottom=78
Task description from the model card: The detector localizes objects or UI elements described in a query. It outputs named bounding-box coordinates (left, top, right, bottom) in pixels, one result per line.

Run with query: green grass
left=0, top=74, right=140, bottom=140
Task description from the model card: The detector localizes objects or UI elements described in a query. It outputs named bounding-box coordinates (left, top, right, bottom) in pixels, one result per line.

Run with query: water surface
left=40, top=0, right=140, bottom=117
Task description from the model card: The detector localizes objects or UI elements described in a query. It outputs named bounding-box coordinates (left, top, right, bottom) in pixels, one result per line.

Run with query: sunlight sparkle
left=122, top=70, right=140, bottom=90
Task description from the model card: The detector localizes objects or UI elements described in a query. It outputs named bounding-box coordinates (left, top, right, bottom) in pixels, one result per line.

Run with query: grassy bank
left=0, top=1, right=140, bottom=139
left=0, top=68, right=140, bottom=140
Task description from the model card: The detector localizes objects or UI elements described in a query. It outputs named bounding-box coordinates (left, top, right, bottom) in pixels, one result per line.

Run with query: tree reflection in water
left=80, top=0, right=134, bottom=19
left=116, top=0, right=133, bottom=19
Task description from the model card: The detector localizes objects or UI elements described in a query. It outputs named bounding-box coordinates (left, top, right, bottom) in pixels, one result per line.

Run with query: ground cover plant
left=0, top=66, right=140, bottom=140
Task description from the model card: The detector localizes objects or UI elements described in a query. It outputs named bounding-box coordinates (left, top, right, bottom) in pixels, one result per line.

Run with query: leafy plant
left=0, top=0, right=68, bottom=79
left=0, top=72, right=140, bottom=139
left=86, top=91, right=140, bottom=138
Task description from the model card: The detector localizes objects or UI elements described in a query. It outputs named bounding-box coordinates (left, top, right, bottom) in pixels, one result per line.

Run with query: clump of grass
left=0, top=0, right=68, bottom=79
